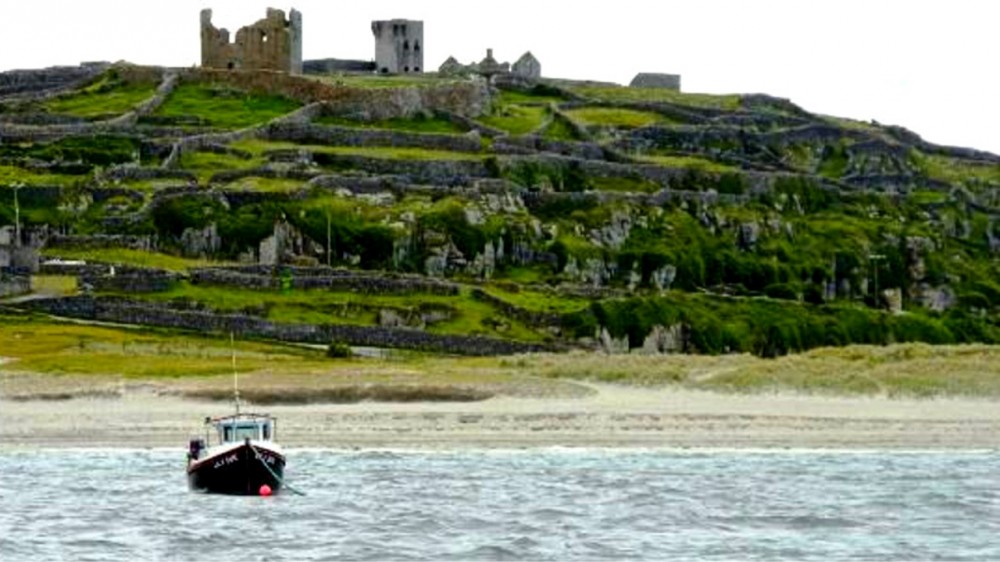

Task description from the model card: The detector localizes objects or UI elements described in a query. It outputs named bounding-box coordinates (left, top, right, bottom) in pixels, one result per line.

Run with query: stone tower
left=371, top=19, right=424, bottom=74
left=201, top=7, right=303, bottom=74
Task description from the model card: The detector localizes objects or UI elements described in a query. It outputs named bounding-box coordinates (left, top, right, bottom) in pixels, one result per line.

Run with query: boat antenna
left=231, top=332, right=241, bottom=415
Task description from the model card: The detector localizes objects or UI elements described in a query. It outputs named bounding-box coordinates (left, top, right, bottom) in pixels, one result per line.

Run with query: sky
left=1, top=0, right=998, bottom=154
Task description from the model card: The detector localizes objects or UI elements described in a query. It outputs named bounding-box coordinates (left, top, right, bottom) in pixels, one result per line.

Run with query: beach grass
left=498, top=344, right=1000, bottom=397
left=3, top=313, right=1000, bottom=400
left=0, top=314, right=562, bottom=401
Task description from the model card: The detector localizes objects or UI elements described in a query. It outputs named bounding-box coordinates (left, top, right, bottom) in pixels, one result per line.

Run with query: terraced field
left=1, top=64, right=998, bottom=359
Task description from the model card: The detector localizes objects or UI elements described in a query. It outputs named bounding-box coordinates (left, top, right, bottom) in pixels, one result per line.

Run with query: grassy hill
left=1, top=64, right=998, bottom=362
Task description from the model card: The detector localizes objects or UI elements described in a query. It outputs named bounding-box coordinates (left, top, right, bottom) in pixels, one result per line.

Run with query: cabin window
left=403, top=40, right=409, bottom=51
left=263, top=424, right=271, bottom=440
left=223, top=426, right=233, bottom=441
left=234, top=424, right=259, bottom=441
left=414, top=41, right=421, bottom=52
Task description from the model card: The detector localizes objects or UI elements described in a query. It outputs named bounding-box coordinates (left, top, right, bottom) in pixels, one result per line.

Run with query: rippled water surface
left=1, top=449, right=999, bottom=560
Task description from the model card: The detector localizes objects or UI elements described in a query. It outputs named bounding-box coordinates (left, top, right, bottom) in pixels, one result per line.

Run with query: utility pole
left=13, top=182, right=21, bottom=247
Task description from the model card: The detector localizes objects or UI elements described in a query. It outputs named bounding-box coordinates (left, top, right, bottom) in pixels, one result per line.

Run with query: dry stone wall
left=190, top=266, right=460, bottom=295
left=46, top=234, right=156, bottom=251
left=263, top=123, right=483, bottom=153
left=0, top=64, right=108, bottom=99
left=0, top=275, right=30, bottom=298
left=310, top=153, right=492, bottom=186
left=182, top=69, right=490, bottom=118
left=29, top=296, right=552, bottom=355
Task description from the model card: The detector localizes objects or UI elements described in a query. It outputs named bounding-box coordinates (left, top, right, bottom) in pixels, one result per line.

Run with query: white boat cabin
left=188, top=413, right=280, bottom=463
left=209, top=413, right=277, bottom=445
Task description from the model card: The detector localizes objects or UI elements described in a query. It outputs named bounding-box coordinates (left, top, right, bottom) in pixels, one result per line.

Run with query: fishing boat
left=186, top=336, right=286, bottom=495
left=186, top=411, right=286, bottom=495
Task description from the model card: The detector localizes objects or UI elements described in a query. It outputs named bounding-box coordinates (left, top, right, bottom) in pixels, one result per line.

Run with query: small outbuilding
left=629, top=73, right=681, bottom=91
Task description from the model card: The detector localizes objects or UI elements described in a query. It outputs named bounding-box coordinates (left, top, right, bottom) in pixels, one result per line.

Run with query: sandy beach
left=3, top=382, right=1000, bottom=450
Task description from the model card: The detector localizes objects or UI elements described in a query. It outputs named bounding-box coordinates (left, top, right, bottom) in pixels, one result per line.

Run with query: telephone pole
left=13, top=182, right=21, bottom=247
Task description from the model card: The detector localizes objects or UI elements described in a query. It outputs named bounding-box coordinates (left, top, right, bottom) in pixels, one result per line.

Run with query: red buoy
left=259, top=484, right=272, bottom=497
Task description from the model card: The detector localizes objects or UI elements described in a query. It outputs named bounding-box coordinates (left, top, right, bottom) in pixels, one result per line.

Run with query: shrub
left=217, top=203, right=283, bottom=256
left=890, top=313, right=954, bottom=344
left=419, top=199, right=486, bottom=259
left=327, top=342, right=353, bottom=359
left=717, top=173, right=747, bottom=195
left=151, top=196, right=222, bottom=238
left=803, top=284, right=825, bottom=305
left=764, top=283, right=798, bottom=300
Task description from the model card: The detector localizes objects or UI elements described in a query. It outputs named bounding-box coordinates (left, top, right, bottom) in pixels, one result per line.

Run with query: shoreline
left=3, top=384, right=1000, bottom=450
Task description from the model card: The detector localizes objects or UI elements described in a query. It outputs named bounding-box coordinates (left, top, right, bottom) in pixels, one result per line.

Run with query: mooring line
left=249, top=442, right=306, bottom=496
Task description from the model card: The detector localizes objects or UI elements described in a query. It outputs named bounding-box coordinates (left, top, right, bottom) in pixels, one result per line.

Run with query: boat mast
left=231, top=332, right=241, bottom=415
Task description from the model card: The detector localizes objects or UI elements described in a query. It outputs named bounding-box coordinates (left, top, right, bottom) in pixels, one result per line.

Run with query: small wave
left=712, top=514, right=866, bottom=530
left=529, top=507, right=583, bottom=521
left=444, top=544, right=521, bottom=560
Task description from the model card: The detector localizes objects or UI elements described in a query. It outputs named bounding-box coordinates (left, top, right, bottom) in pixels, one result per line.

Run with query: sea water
left=0, top=448, right=998, bottom=561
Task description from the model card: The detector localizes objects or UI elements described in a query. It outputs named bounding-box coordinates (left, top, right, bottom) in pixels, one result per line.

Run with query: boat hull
left=187, top=442, right=285, bottom=495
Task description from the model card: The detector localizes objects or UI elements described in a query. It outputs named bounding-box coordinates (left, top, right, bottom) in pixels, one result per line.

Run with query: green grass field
left=564, top=107, right=670, bottom=129
left=0, top=165, right=83, bottom=187
left=229, top=139, right=484, bottom=161
left=40, top=248, right=229, bottom=273
left=314, top=114, right=468, bottom=134
left=155, top=84, right=301, bottom=129
left=570, top=85, right=742, bottom=110
left=637, top=154, right=739, bottom=173
left=44, top=79, right=157, bottom=118
left=479, top=106, right=548, bottom=135
left=114, top=282, right=546, bottom=342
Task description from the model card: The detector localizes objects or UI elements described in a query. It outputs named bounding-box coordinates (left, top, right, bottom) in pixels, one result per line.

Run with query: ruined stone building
left=201, top=8, right=303, bottom=73
left=475, top=49, right=509, bottom=78
left=512, top=52, right=541, bottom=80
left=371, top=20, right=424, bottom=74
left=438, top=49, right=542, bottom=82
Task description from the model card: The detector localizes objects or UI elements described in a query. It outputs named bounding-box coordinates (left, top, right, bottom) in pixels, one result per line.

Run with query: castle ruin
left=200, top=8, right=303, bottom=73
left=371, top=20, right=424, bottom=74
